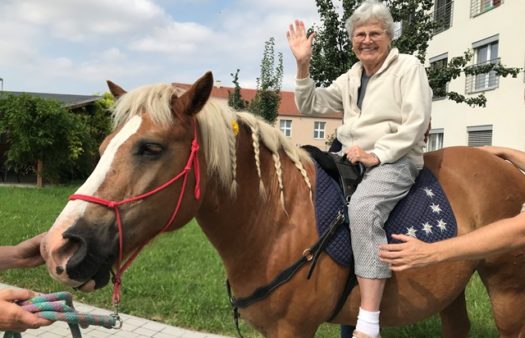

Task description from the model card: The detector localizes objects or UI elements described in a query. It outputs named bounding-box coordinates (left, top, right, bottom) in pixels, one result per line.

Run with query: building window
left=433, top=0, right=453, bottom=34
left=280, top=119, right=292, bottom=137
left=467, top=125, right=492, bottom=147
left=471, top=0, right=502, bottom=17
left=429, top=53, right=448, bottom=99
left=313, top=121, right=326, bottom=139
left=426, top=129, right=444, bottom=152
left=466, top=35, right=499, bottom=93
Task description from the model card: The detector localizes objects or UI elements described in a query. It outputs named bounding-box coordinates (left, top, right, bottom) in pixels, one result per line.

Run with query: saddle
left=303, top=144, right=458, bottom=267
left=301, top=145, right=364, bottom=199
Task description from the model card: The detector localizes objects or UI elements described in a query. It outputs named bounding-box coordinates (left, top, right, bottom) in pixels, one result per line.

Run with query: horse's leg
left=478, top=258, right=525, bottom=338
left=439, top=289, right=470, bottom=338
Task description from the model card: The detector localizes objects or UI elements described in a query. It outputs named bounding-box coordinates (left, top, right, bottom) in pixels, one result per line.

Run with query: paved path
left=0, top=283, right=233, bottom=338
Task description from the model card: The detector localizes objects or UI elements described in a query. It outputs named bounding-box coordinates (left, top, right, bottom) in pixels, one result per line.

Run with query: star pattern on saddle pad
left=385, top=167, right=457, bottom=244
left=314, top=164, right=458, bottom=267
left=430, top=202, right=442, bottom=214
left=423, top=187, right=435, bottom=198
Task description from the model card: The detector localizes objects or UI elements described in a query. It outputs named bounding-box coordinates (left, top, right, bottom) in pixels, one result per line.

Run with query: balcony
left=432, top=1, right=453, bottom=34
left=470, top=0, right=502, bottom=17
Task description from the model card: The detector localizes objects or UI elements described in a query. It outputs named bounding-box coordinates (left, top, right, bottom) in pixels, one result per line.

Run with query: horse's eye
left=137, top=143, right=164, bottom=158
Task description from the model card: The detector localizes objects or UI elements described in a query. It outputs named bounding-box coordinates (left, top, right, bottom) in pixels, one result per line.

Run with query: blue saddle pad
left=314, top=162, right=457, bottom=267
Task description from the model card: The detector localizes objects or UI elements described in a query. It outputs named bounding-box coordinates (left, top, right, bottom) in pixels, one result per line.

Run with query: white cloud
left=130, top=22, right=213, bottom=54
left=6, top=0, right=167, bottom=41
left=0, top=0, right=322, bottom=94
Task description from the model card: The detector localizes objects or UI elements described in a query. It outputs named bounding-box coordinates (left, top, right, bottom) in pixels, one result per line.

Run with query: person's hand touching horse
left=0, top=233, right=46, bottom=270
left=0, top=233, right=50, bottom=332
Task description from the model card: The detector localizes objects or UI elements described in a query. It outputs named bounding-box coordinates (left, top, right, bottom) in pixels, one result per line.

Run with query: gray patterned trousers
left=349, top=156, right=420, bottom=279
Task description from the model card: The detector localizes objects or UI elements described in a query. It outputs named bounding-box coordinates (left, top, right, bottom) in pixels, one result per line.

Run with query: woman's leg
left=348, top=157, right=418, bottom=337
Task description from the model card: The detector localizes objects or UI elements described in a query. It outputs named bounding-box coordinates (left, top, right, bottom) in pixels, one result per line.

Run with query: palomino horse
left=41, top=72, right=525, bottom=338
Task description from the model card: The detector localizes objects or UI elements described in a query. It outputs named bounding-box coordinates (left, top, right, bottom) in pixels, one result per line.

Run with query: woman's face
left=352, top=20, right=391, bottom=70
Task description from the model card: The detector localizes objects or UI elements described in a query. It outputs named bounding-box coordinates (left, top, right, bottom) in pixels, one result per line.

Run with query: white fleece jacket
left=295, top=48, right=432, bottom=168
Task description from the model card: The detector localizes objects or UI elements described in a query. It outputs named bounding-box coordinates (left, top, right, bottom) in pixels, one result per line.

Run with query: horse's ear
left=106, top=80, right=127, bottom=99
left=175, top=71, right=213, bottom=117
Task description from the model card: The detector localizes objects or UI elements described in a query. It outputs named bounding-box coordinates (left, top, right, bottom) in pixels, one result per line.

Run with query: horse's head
left=41, top=72, right=213, bottom=291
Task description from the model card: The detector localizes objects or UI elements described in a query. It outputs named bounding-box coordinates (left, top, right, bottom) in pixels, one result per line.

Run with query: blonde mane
left=111, top=83, right=312, bottom=205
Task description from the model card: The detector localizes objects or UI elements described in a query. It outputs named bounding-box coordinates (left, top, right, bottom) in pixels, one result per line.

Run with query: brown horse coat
left=42, top=73, right=525, bottom=338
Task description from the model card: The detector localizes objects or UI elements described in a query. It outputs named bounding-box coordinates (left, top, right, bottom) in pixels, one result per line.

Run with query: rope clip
left=111, top=302, right=123, bottom=329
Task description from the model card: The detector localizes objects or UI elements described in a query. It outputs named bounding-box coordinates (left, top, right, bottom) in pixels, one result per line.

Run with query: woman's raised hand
left=286, top=20, right=315, bottom=66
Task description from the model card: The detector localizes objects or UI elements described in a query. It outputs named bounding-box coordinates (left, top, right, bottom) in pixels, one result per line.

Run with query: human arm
left=378, top=212, right=525, bottom=271
left=0, top=289, right=52, bottom=332
left=287, top=20, right=345, bottom=115
left=479, top=146, right=525, bottom=171
left=0, top=233, right=46, bottom=271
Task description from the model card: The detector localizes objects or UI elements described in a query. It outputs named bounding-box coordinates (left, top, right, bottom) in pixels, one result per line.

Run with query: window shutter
left=468, top=129, right=492, bottom=147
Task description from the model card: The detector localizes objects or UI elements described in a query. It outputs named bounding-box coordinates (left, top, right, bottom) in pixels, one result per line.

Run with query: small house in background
left=172, top=81, right=343, bottom=151
left=0, top=91, right=101, bottom=184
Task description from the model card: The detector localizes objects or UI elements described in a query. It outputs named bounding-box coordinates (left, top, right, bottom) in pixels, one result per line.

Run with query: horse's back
left=424, top=146, right=525, bottom=232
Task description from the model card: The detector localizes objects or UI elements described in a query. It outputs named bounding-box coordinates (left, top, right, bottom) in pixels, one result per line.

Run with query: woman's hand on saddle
left=286, top=20, right=314, bottom=70
left=0, top=289, right=52, bottom=332
left=378, top=234, right=437, bottom=271
left=345, top=145, right=380, bottom=168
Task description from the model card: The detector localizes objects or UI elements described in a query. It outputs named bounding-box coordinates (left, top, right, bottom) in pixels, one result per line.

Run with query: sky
left=0, top=0, right=323, bottom=96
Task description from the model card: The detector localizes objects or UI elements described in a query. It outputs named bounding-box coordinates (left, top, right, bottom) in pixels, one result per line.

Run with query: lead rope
left=3, top=292, right=120, bottom=338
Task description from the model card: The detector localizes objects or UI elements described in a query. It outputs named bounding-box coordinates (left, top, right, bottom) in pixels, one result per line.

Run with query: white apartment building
left=426, top=0, right=525, bottom=151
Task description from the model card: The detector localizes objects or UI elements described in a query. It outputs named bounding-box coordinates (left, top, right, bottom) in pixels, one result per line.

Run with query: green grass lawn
left=0, top=185, right=497, bottom=337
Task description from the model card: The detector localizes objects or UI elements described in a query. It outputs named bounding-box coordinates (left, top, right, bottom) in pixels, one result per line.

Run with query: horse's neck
left=196, top=147, right=317, bottom=292
left=197, top=151, right=287, bottom=257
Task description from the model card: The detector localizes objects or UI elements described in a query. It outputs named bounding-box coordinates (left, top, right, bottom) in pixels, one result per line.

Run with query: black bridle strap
left=226, top=210, right=352, bottom=336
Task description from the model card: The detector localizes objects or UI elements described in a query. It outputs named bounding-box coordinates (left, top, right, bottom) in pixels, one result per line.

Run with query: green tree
left=310, top=0, right=356, bottom=87
left=228, top=69, right=249, bottom=111
left=0, top=93, right=112, bottom=185
left=250, top=37, right=283, bottom=124
left=0, top=94, right=86, bottom=185
left=64, top=92, right=113, bottom=179
left=310, top=0, right=522, bottom=107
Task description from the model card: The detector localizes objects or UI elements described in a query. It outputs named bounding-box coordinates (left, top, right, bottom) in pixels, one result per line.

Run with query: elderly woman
left=287, top=0, right=432, bottom=337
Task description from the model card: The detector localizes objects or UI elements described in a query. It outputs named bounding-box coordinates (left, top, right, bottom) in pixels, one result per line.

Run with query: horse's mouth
left=65, top=255, right=114, bottom=291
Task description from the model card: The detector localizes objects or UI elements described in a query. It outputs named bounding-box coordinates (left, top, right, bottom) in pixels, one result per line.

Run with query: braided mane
left=111, top=83, right=313, bottom=205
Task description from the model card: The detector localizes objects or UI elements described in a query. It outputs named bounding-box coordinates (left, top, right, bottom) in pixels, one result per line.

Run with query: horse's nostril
left=56, top=266, right=65, bottom=274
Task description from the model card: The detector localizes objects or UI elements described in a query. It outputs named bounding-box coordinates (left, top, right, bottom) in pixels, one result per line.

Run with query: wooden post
left=36, top=159, right=44, bottom=188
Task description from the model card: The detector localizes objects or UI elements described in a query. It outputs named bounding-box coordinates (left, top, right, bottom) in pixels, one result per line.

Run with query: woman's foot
left=352, top=330, right=381, bottom=338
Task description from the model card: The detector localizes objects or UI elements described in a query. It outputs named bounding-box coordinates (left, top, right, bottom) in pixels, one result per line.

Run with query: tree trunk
left=36, top=159, right=44, bottom=188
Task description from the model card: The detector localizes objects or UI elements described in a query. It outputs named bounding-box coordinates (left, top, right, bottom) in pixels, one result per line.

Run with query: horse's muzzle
left=42, top=218, right=117, bottom=291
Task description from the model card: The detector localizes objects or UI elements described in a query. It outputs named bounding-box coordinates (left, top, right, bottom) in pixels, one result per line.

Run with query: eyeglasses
left=353, top=30, right=386, bottom=42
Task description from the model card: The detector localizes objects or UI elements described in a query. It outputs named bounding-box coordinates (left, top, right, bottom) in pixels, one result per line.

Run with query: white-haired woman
left=287, top=0, right=432, bottom=337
